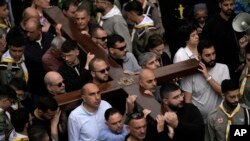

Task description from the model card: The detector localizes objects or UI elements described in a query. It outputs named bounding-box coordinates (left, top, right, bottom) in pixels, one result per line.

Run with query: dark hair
left=218, top=0, right=231, bottom=3
left=221, top=79, right=239, bottom=94
left=0, top=0, right=6, bottom=7
left=146, top=34, right=164, bottom=51
left=9, top=77, right=28, bottom=92
left=62, top=0, right=78, bottom=11
left=107, top=34, right=124, bottom=48
left=11, top=108, right=30, bottom=132
left=124, top=0, right=143, bottom=15
left=0, top=85, right=17, bottom=100
left=197, top=39, right=214, bottom=54
left=104, top=107, right=121, bottom=121
left=160, top=82, right=180, bottom=99
left=179, top=23, right=197, bottom=43
left=28, top=125, right=48, bottom=141
left=6, top=26, right=25, bottom=47
left=76, top=2, right=91, bottom=15
left=37, top=96, right=58, bottom=112
left=61, top=39, right=78, bottom=53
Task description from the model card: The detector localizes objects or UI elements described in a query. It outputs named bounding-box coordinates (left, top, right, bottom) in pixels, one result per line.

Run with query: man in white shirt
left=68, top=83, right=112, bottom=141
left=181, top=39, right=230, bottom=123
left=181, top=39, right=230, bottom=141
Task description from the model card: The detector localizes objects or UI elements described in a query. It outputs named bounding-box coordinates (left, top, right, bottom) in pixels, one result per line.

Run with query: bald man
left=21, top=7, right=40, bottom=28
left=89, top=58, right=110, bottom=84
left=68, top=83, right=112, bottom=141
left=139, top=69, right=161, bottom=102
left=24, top=17, right=54, bottom=100
left=23, top=17, right=43, bottom=41
left=44, top=71, right=66, bottom=95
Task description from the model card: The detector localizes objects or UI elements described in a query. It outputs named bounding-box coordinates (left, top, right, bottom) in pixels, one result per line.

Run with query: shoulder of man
left=207, top=107, right=220, bottom=118
left=240, top=104, right=250, bottom=125
left=136, top=26, right=159, bottom=39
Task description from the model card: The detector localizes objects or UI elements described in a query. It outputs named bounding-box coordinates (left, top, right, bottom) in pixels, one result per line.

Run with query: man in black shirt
left=58, top=39, right=93, bottom=92
left=156, top=82, right=205, bottom=141
left=30, top=96, right=60, bottom=141
left=202, top=0, right=244, bottom=80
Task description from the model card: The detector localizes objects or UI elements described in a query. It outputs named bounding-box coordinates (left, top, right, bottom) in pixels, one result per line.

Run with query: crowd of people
left=1, top=0, right=250, bottom=141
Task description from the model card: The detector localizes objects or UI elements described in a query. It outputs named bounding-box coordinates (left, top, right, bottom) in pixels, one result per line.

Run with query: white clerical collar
left=36, top=36, right=42, bottom=49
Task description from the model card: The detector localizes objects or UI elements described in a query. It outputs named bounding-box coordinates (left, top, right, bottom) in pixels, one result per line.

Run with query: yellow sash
left=219, top=103, right=241, bottom=141
left=1, top=52, right=29, bottom=82
left=240, top=67, right=250, bottom=97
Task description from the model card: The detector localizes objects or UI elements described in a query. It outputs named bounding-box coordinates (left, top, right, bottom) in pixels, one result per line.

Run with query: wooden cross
left=43, top=7, right=199, bottom=119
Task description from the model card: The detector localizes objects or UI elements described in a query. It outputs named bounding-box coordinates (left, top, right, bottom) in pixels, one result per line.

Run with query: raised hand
left=156, top=114, right=165, bottom=133
left=164, top=112, right=179, bottom=128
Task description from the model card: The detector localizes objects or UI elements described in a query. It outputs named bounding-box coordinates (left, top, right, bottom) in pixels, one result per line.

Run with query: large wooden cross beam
left=43, top=7, right=199, bottom=119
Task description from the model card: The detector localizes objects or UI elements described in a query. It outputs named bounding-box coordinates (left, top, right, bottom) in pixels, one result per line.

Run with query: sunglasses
left=127, top=112, right=144, bottom=123
left=95, top=36, right=107, bottom=41
left=114, top=45, right=126, bottom=51
left=52, top=82, right=64, bottom=87
left=95, top=66, right=110, bottom=73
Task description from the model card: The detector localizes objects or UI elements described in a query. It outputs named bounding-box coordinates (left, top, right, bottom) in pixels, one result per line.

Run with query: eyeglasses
left=52, top=82, right=64, bottom=87
left=114, top=45, right=126, bottom=51
left=94, top=66, right=110, bottom=73
left=169, top=92, right=184, bottom=100
left=95, top=36, right=107, bottom=41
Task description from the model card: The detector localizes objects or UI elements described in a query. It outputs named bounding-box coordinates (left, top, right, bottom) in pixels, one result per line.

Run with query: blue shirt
left=98, top=125, right=128, bottom=141
left=68, top=100, right=111, bottom=141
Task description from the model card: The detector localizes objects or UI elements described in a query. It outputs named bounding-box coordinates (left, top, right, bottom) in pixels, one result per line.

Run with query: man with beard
left=89, top=58, right=110, bottom=84
left=95, top=0, right=132, bottom=52
left=90, top=25, right=108, bottom=51
left=202, top=0, right=244, bottom=80
left=156, top=82, right=205, bottom=141
left=207, top=79, right=250, bottom=141
left=107, top=34, right=141, bottom=74
left=180, top=39, right=230, bottom=140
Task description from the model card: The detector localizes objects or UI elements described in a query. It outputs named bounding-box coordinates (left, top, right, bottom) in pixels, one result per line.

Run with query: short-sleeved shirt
left=181, top=63, right=230, bottom=122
